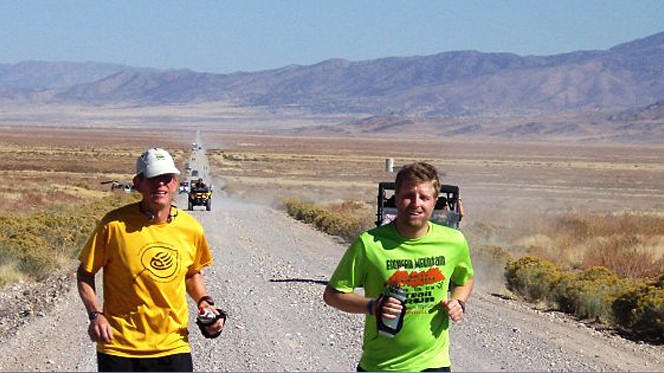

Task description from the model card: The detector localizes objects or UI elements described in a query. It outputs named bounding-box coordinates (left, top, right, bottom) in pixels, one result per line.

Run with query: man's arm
left=76, top=263, right=112, bottom=343
left=323, top=285, right=403, bottom=318
left=186, top=272, right=225, bottom=333
left=185, top=271, right=209, bottom=305
left=451, top=277, right=474, bottom=303
left=323, top=285, right=372, bottom=314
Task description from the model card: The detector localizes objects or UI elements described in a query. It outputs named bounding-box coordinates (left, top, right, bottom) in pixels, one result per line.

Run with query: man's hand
left=88, top=314, right=113, bottom=343
left=377, top=296, right=404, bottom=320
left=201, top=304, right=226, bottom=335
left=441, top=299, right=464, bottom=322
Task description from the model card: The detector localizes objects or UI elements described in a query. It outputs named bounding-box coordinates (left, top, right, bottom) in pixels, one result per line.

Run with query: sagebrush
left=0, top=193, right=140, bottom=287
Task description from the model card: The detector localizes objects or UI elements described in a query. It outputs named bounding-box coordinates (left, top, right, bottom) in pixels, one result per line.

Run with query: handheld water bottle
left=377, top=286, right=408, bottom=338
left=197, top=307, right=217, bottom=326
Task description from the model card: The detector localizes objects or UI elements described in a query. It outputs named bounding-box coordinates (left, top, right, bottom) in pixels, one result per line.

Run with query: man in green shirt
left=324, top=162, right=474, bottom=372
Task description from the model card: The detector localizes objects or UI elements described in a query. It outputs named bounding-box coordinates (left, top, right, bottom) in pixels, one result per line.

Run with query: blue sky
left=2, top=1, right=663, bottom=74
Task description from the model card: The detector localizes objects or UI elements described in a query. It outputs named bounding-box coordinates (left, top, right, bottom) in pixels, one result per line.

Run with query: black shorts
left=97, top=352, right=193, bottom=372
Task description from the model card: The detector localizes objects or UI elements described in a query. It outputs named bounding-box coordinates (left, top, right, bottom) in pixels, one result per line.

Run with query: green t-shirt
left=328, top=221, right=474, bottom=372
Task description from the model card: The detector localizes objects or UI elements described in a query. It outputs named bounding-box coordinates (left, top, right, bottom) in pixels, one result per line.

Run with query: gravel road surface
left=0, top=145, right=663, bottom=372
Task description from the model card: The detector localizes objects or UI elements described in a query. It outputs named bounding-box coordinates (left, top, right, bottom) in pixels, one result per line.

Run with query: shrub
left=505, top=256, right=563, bottom=303
left=283, top=199, right=372, bottom=242
left=612, top=273, right=664, bottom=342
left=553, top=266, right=633, bottom=321
left=484, top=245, right=514, bottom=263
left=506, top=255, right=663, bottom=341
left=72, top=180, right=91, bottom=190
left=473, top=245, right=514, bottom=268
left=0, top=193, right=139, bottom=287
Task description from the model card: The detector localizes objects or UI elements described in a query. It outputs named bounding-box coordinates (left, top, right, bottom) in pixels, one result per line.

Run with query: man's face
left=134, top=173, right=178, bottom=210
left=395, top=180, right=437, bottom=231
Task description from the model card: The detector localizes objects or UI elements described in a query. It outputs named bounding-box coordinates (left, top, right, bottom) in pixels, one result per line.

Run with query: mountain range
left=1, top=31, right=664, bottom=141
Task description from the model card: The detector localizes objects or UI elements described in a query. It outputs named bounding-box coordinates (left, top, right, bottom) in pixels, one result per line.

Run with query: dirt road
left=1, top=146, right=663, bottom=372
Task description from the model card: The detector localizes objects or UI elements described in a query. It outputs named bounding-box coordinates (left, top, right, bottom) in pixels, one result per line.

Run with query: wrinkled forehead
left=396, top=179, right=438, bottom=196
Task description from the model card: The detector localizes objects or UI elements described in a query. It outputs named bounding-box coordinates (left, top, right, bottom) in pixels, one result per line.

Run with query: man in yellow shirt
left=77, top=148, right=225, bottom=371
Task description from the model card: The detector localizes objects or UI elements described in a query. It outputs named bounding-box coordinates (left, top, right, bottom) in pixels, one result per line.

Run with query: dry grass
left=510, top=212, right=664, bottom=278
left=0, top=122, right=662, bottom=341
left=203, top=132, right=664, bottom=278
left=0, top=126, right=192, bottom=287
left=203, top=132, right=664, bottom=343
left=204, top=133, right=664, bottom=213
left=0, top=193, right=140, bottom=287
left=1, top=113, right=662, bottom=341
left=0, top=127, right=189, bottom=214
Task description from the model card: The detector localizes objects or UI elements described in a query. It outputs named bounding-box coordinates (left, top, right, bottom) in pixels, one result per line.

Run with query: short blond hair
left=395, top=162, right=440, bottom=198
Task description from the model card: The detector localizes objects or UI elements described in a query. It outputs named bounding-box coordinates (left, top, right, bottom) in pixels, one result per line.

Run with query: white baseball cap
left=136, top=148, right=181, bottom=178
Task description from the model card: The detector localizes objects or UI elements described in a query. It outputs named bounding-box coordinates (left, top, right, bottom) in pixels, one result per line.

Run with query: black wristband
left=88, top=310, right=103, bottom=321
left=197, top=295, right=215, bottom=308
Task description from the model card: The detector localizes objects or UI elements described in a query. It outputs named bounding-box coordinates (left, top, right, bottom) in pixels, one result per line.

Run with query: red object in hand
left=198, top=307, right=216, bottom=325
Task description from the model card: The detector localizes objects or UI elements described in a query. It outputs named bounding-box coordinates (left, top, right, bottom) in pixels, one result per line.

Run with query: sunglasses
left=147, top=174, right=177, bottom=184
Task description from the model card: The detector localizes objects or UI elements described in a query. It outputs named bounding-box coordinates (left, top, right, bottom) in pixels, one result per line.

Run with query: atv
left=188, top=185, right=212, bottom=211
left=375, top=182, right=462, bottom=229
left=179, top=181, right=190, bottom=194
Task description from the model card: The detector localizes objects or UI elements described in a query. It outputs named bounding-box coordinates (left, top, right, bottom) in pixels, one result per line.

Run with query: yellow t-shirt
left=79, top=202, right=213, bottom=358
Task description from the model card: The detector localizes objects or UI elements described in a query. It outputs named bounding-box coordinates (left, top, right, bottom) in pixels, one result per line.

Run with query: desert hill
left=2, top=31, right=664, bottom=143
left=1, top=31, right=663, bottom=118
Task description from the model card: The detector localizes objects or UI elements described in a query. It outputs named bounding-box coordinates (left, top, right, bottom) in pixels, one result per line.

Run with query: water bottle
left=197, top=307, right=216, bottom=326
left=195, top=307, right=227, bottom=339
left=377, top=286, right=408, bottom=338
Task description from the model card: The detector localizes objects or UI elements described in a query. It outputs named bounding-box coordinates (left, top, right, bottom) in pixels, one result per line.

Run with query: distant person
left=77, top=148, right=225, bottom=372
left=437, top=195, right=465, bottom=224
left=192, top=178, right=207, bottom=192
left=323, top=162, right=475, bottom=372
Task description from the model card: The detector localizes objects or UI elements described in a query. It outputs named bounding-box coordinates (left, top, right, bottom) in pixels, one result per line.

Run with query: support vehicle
left=188, top=179, right=212, bottom=211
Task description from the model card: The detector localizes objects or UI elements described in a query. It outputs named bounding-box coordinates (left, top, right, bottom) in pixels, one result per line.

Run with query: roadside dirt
left=0, top=146, right=663, bottom=372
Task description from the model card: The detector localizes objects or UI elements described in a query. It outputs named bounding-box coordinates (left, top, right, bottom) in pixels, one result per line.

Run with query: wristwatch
left=88, top=310, right=103, bottom=321
left=367, top=299, right=375, bottom=315
left=197, top=295, right=215, bottom=308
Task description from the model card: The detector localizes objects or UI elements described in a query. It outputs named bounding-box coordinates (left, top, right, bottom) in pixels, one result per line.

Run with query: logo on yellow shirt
left=138, top=243, right=181, bottom=282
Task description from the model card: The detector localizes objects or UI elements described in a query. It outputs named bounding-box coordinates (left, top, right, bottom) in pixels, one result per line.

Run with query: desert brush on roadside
left=0, top=193, right=140, bottom=288
left=284, top=198, right=664, bottom=343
